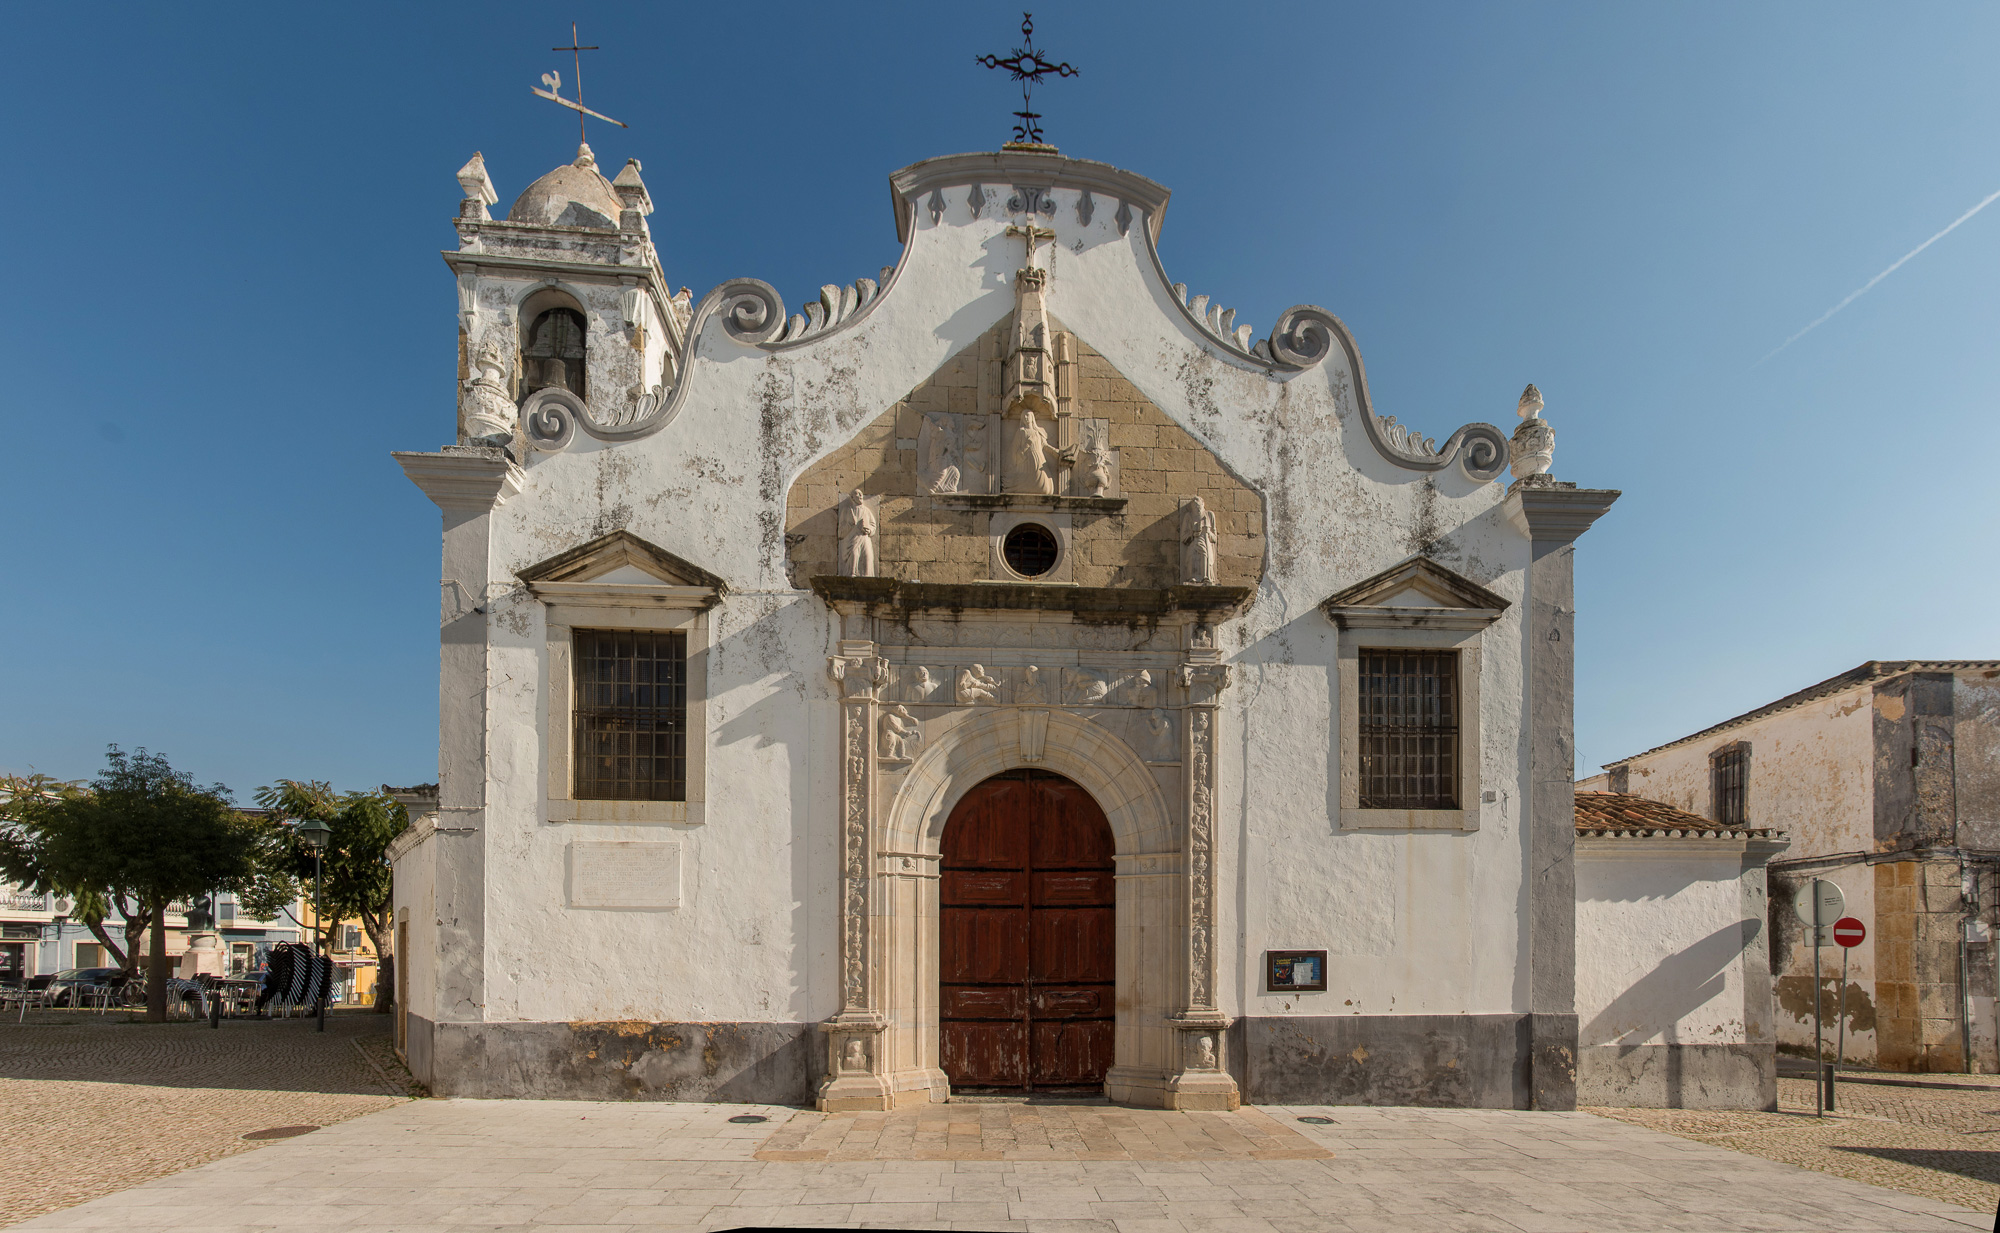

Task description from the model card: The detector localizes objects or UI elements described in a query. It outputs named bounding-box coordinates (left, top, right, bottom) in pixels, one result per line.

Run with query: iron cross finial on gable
left=976, top=13, right=1079, bottom=150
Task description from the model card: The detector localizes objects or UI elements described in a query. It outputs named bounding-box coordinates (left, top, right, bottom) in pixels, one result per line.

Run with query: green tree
left=3, top=773, right=169, bottom=981
left=9, top=748, right=271, bottom=1020
left=253, top=780, right=407, bottom=1010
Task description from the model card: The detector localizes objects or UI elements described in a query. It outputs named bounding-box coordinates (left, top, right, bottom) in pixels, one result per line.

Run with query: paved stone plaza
left=5, top=1012, right=1998, bottom=1231
left=7, top=1093, right=1990, bottom=1232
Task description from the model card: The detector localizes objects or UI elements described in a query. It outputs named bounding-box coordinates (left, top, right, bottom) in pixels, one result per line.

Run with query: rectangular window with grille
left=1358, top=649, right=1459, bottom=810
left=574, top=629, right=687, bottom=801
left=1711, top=743, right=1748, bottom=826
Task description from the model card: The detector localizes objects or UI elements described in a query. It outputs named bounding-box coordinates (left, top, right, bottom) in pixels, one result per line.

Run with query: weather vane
left=976, top=13, right=1078, bottom=149
left=532, top=22, right=628, bottom=145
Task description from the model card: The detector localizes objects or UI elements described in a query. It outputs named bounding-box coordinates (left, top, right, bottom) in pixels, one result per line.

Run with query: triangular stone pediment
left=519, top=530, right=727, bottom=592
left=1320, top=556, right=1508, bottom=630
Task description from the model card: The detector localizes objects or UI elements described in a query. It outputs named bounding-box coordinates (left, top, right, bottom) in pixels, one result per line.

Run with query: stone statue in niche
left=879, top=704, right=921, bottom=762
left=921, top=413, right=961, bottom=494
left=1016, top=664, right=1050, bottom=705
left=839, top=490, right=877, bottom=578
left=1181, top=496, right=1218, bottom=585
left=842, top=1037, right=868, bottom=1072
left=957, top=664, right=1002, bottom=705
left=1002, top=409, right=1057, bottom=494
left=461, top=338, right=519, bottom=448
left=1145, top=708, right=1177, bottom=762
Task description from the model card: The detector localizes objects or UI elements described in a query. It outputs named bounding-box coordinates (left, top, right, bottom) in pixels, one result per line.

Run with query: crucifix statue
left=1005, top=220, right=1056, bottom=272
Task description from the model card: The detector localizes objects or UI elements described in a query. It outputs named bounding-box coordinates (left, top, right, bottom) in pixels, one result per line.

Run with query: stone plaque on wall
left=568, top=840, right=682, bottom=910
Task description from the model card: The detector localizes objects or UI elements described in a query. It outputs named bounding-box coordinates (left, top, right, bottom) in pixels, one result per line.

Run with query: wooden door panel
left=941, top=985, right=1025, bottom=1019
left=1032, top=870, right=1112, bottom=906
left=1031, top=1019, right=1116, bottom=1086
left=940, top=770, right=1116, bottom=1091
left=1031, top=985, right=1109, bottom=1018
left=944, top=870, right=1026, bottom=906
left=1031, top=908, right=1117, bottom=982
left=942, top=1021, right=1027, bottom=1087
left=940, top=910, right=1027, bottom=983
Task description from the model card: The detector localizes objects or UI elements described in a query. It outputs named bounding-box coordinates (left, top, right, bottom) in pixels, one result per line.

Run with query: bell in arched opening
left=522, top=307, right=587, bottom=400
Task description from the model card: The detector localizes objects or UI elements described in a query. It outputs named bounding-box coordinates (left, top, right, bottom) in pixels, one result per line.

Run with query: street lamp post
left=295, top=817, right=332, bottom=1033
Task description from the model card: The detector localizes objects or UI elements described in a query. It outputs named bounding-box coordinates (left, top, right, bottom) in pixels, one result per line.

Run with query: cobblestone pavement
left=756, top=1102, right=1333, bottom=1161
left=12, top=1097, right=1988, bottom=1232
left=1589, top=1073, right=2000, bottom=1216
left=0, top=1009, right=410, bottom=1228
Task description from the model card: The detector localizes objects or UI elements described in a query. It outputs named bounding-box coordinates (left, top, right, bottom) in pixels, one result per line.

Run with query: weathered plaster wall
left=1575, top=839, right=1777, bottom=1108
left=1612, top=687, right=1876, bottom=856
left=405, top=151, right=1588, bottom=1102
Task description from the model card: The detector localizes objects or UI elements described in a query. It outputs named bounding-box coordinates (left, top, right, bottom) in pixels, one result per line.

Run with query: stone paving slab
left=10, top=1097, right=1991, bottom=1233
left=0, top=1010, right=409, bottom=1229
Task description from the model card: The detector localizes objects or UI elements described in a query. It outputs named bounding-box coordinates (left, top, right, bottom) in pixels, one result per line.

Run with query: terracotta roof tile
left=1574, top=791, right=1782, bottom=840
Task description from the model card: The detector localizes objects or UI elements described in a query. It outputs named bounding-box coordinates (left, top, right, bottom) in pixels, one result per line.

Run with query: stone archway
left=865, top=707, right=1198, bottom=1109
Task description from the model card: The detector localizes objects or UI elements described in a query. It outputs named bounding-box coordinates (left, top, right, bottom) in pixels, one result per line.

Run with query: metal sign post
left=1831, top=916, right=1866, bottom=1113
left=1794, top=879, right=1845, bottom=1116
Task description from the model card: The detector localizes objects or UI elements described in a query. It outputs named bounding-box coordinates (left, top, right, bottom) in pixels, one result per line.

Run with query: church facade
left=390, top=140, right=1620, bottom=1110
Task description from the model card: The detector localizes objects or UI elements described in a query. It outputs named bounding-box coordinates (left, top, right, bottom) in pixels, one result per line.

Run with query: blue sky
left=3, top=4, right=1995, bottom=796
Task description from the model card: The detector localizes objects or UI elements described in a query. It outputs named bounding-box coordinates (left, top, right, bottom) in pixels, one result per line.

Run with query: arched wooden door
left=939, top=769, right=1116, bottom=1092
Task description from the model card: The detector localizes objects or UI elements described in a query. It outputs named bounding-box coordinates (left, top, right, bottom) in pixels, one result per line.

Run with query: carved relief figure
left=1145, top=708, right=1177, bottom=762
left=921, top=414, right=961, bottom=494
left=910, top=666, right=939, bottom=702
left=879, top=704, right=921, bottom=761
left=1181, top=496, right=1218, bottom=585
left=1191, top=1034, right=1217, bottom=1070
left=839, top=489, right=877, bottom=578
left=1002, top=410, right=1056, bottom=495
left=1130, top=669, right=1159, bottom=709
left=1066, top=668, right=1111, bottom=707
left=1017, top=664, right=1049, bottom=705
left=962, top=417, right=991, bottom=493
left=1079, top=440, right=1113, bottom=498
left=842, top=1037, right=868, bottom=1072
left=461, top=338, right=519, bottom=447
left=957, top=664, right=1001, bottom=705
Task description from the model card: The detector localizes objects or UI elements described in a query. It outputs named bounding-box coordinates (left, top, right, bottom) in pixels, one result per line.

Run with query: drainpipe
left=1960, top=856, right=1975, bottom=1074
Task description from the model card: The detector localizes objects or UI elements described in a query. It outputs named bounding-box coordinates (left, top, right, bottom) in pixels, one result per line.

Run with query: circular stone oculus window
left=1002, top=523, right=1060, bottom=578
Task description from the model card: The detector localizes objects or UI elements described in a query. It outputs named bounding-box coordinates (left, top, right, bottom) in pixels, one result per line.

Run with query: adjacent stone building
left=391, top=137, right=1633, bottom=1110
left=1581, top=661, right=2000, bottom=1073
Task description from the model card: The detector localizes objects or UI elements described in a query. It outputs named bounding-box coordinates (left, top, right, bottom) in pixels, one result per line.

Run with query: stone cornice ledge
left=393, top=447, right=523, bottom=514
left=811, top=576, right=1252, bottom=621
left=1503, top=478, right=1621, bottom=545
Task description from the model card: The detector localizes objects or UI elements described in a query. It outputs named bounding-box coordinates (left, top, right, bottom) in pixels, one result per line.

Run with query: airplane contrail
left=1755, top=185, right=2000, bottom=366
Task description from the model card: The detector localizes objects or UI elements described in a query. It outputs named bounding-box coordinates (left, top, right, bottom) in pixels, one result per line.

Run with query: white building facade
left=391, top=141, right=1621, bottom=1110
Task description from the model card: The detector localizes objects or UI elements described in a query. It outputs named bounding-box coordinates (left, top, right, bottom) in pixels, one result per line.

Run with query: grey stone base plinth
left=1236, top=1014, right=1537, bottom=1108
left=408, top=1017, right=823, bottom=1103
left=1578, top=1043, right=1776, bottom=1110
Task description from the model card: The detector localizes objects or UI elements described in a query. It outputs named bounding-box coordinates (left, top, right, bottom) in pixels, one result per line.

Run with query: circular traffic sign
left=1832, top=917, right=1866, bottom=948
left=1793, top=879, right=1845, bottom=927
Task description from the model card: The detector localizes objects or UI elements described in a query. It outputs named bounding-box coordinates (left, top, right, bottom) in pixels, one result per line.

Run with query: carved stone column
left=1165, top=645, right=1240, bottom=1110
left=818, top=640, right=893, bottom=1111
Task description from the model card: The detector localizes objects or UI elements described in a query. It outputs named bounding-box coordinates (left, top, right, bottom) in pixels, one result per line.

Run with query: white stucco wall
left=407, top=152, right=1574, bottom=1053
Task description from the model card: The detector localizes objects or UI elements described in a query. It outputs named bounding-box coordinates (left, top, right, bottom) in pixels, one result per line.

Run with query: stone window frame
left=1709, top=741, right=1750, bottom=828
left=1335, top=624, right=1486, bottom=831
left=538, top=592, right=711, bottom=827
left=986, top=510, right=1075, bottom=585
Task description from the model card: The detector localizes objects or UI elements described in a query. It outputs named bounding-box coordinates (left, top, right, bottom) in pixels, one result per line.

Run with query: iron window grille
left=1710, top=743, right=1748, bottom=827
left=574, top=629, right=687, bottom=801
left=1358, top=649, right=1460, bottom=809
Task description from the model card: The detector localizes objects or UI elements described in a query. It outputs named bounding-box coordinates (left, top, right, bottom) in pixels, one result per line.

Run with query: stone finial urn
left=1509, top=383, right=1554, bottom=480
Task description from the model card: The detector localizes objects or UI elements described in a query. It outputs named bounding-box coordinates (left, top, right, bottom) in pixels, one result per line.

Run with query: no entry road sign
left=1833, top=917, right=1866, bottom=948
